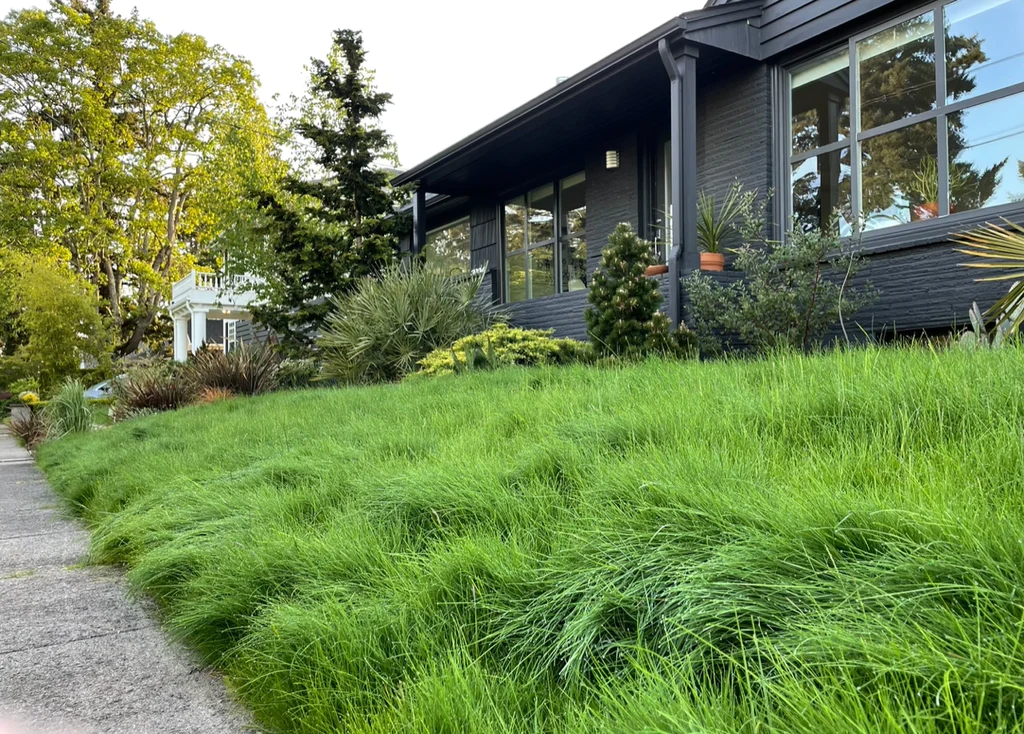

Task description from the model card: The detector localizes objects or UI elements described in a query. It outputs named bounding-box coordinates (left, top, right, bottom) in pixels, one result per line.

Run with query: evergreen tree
left=250, top=30, right=407, bottom=353
left=585, top=224, right=680, bottom=357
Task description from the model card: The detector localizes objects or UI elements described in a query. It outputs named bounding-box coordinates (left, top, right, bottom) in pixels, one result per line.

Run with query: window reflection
left=861, top=119, right=939, bottom=228
left=423, top=218, right=471, bottom=276
left=791, top=51, right=850, bottom=155
left=791, top=148, right=853, bottom=233
left=858, top=12, right=936, bottom=129
left=945, top=0, right=1024, bottom=103
left=950, top=92, right=1024, bottom=213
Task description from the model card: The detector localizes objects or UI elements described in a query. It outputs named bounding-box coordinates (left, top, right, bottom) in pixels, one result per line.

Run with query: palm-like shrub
left=113, top=364, right=194, bottom=421
left=697, top=181, right=754, bottom=253
left=319, top=264, right=501, bottom=383
left=186, top=344, right=281, bottom=396
left=45, top=379, right=93, bottom=437
left=417, top=324, right=593, bottom=377
left=954, top=218, right=1024, bottom=333
left=9, top=410, right=48, bottom=449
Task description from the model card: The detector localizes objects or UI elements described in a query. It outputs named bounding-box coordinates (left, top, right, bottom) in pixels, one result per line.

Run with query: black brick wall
left=585, top=131, right=640, bottom=277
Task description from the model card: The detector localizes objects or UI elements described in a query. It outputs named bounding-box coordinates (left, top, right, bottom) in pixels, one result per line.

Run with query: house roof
left=392, top=1, right=764, bottom=193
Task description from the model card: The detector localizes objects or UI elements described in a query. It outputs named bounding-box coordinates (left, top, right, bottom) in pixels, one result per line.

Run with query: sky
left=0, top=0, right=704, bottom=168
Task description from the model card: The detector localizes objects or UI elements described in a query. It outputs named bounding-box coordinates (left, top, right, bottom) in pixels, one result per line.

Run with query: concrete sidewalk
left=0, top=427, right=255, bottom=733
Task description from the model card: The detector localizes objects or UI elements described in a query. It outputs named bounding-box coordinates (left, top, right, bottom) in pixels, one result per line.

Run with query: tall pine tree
left=251, top=30, right=407, bottom=353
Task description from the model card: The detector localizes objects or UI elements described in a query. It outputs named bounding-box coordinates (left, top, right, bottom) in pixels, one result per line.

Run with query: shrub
left=278, top=358, right=321, bottom=389
left=113, top=364, right=194, bottom=421
left=45, top=379, right=94, bottom=438
left=9, top=410, right=47, bottom=449
left=586, top=223, right=693, bottom=358
left=186, top=344, right=281, bottom=396
left=10, top=377, right=40, bottom=397
left=319, top=264, right=501, bottom=383
left=417, top=324, right=593, bottom=377
left=687, top=197, right=876, bottom=354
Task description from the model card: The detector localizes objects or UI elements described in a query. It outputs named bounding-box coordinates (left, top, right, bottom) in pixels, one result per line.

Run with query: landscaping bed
left=37, top=347, right=1024, bottom=733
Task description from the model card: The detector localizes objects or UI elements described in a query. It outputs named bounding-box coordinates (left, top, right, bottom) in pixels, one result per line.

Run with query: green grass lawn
left=37, top=347, right=1024, bottom=733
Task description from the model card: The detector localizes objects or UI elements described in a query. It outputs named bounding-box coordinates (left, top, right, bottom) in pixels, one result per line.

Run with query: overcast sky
left=1, top=0, right=704, bottom=168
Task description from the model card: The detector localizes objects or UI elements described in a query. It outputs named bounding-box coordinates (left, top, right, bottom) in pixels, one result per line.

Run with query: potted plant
left=697, top=181, right=750, bottom=271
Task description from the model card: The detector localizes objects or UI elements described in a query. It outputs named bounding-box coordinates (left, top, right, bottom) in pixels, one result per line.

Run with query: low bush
left=197, top=386, right=234, bottom=404
left=186, top=344, right=281, bottom=396
left=278, top=358, right=321, bottom=389
left=417, top=324, right=593, bottom=377
left=687, top=195, right=875, bottom=354
left=319, top=264, right=501, bottom=383
left=45, top=379, right=93, bottom=437
left=112, top=364, right=193, bottom=421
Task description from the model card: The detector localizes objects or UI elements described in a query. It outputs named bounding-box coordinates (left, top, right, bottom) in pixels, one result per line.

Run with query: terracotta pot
left=645, top=264, right=669, bottom=277
left=700, top=252, right=725, bottom=271
left=913, top=201, right=956, bottom=221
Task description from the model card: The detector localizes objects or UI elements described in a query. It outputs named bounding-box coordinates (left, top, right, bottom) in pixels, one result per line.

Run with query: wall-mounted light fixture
left=605, top=150, right=620, bottom=169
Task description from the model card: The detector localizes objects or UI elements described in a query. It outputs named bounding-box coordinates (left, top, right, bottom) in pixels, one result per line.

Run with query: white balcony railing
left=170, top=269, right=261, bottom=314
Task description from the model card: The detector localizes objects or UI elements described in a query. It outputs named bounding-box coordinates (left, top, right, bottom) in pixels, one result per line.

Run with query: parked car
left=83, top=375, right=125, bottom=400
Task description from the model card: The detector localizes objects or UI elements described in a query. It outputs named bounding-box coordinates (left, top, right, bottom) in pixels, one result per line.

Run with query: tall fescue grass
left=45, top=378, right=92, bottom=437
left=37, top=346, right=1024, bottom=733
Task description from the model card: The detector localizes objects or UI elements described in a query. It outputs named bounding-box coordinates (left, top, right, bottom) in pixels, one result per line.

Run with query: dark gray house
left=395, top=0, right=1024, bottom=340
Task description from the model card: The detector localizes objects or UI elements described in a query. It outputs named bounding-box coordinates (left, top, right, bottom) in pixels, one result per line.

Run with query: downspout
left=658, top=36, right=700, bottom=330
left=412, top=186, right=427, bottom=255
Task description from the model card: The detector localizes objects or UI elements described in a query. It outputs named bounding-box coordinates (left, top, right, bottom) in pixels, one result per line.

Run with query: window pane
left=860, top=119, right=939, bottom=228
left=424, top=218, right=470, bottom=276
left=560, top=172, right=587, bottom=236
left=528, top=184, right=555, bottom=244
left=651, top=139, right=672, bottom=252
left=858, top=12, right=936, bottom=130
left=506, top=252, right=527, bottom=303
left=949, top=92, right=1024, bottom=213
left=945, top=0, right=1024, bottom=104
left=791, top=51, right=851, bottom=155
left=791, top=148, right=853, bottom=233
left=530, top=245, right=556, bottom=299
left=505, top=197, right=525, bottom=253
left=561, top=236, right=587, bottom=292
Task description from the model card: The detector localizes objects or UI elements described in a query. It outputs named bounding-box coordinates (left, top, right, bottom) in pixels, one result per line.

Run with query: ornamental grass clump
left=319, top=263, right=501, bottom=383
left=45, top=379, right=93, bottom=437
left=186, top=344, right=281, bottom=396
left=112, top=364, right=193, bottom=421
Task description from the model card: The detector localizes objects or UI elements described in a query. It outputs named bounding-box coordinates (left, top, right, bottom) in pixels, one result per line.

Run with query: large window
left=423, top=217, right=471, bottom=276
left=504, top=172, right=587, bottom=303
left=789, top=0, right=1024, bottom=234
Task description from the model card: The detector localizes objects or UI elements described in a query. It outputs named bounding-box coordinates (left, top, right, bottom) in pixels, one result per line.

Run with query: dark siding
left=851, top=242, right=1007, bottom=335
left=507, top=290, right=592, bottom=341
left=759, top=0, right=918, bottom=59
left=470, top=204, right=500, bottom=273
left=585, top=131, right=640, bottom=276
left=234, top=320, right=273, bottom=346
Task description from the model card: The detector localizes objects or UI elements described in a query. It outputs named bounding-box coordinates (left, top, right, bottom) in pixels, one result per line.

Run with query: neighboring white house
left=168, top=270, right=260, bottom=362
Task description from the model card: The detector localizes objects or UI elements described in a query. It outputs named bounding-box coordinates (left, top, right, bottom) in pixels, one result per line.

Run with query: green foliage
left=45, top=379, right=93, bottom=437
left=954, top=218, right=1024, bottom=333
left=318, top=264, right=500, bottom=383
left=245, top=30, right=407, bottom=352
left=12, top=258, right=113, bottom=391
left=112, top=364, right=193, bottom=421
left=36, top=346, right=1024, bottom=733
left=186, top=344, right=281, bottom=396
left=278, top=358, right=322, bottom=389
left=586, top=224, right=690, bottom=358
left=688, top=196, right=875, bottom=354
left=696, top=181, right=754, bottom=254
left=417, top=324, right=592, bottom=377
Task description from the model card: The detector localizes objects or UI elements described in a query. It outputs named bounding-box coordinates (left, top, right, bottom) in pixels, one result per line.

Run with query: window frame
left=502, top=171, right=587, bottom=303
left=785, top=0, right=1024, bottom=236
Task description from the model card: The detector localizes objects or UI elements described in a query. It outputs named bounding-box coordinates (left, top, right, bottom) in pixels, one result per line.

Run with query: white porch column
left=173, top=316, right=189, bottom=363
left=191, top=308, right=208, bottom=353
